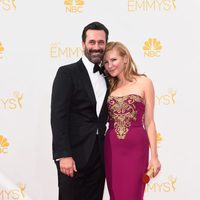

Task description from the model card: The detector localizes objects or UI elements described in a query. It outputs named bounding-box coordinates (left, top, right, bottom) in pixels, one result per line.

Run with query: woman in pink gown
left=103, top=42, right=161, bottom=200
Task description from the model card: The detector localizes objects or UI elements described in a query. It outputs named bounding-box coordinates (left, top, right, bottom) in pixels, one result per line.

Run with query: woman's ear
left=124, top=55, right=128, bottom=64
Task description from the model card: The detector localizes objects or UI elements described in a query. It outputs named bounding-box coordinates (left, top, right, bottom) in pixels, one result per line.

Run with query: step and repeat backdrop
left=1, top=0, right=200, bottom=199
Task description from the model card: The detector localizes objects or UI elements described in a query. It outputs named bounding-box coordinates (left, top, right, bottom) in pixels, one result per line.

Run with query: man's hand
left=59, top=157, right=77, bottom=177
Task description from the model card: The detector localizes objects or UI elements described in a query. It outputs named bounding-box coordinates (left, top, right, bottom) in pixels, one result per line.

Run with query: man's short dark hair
left=82, top=22, right=109, bottom=42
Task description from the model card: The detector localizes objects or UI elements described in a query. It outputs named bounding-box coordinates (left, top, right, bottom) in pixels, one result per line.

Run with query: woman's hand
left=148, top=157, right=161, bottom=177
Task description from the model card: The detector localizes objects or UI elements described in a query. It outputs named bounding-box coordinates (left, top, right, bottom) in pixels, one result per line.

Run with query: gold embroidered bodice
left=107, top=94, right=145, bottom=139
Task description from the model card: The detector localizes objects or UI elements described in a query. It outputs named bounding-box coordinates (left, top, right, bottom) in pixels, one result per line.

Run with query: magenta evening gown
left=104, top=94, right=149, bottom=200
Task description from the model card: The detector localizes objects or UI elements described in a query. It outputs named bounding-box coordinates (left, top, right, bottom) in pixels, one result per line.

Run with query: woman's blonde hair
left=103, top=41, right=145, bottom=93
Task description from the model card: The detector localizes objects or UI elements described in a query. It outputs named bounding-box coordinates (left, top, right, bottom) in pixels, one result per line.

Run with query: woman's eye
left=103, top=61, right=108, bottom=65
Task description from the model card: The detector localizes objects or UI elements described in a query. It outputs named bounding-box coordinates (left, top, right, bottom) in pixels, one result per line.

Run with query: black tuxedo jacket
left=51, top=59, right=108, bottom=169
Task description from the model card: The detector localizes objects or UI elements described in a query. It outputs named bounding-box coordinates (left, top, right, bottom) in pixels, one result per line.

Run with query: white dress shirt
left=82, top=55, right=107, bottom=117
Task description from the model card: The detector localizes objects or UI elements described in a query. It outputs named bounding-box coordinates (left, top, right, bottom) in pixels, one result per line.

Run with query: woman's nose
left=107, top=62, right=112, bottom=69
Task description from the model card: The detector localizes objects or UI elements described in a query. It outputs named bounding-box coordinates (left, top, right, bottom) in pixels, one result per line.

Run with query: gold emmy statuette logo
left=0, top=0, right=16, bottom=11
left=14, top=91, right=23, bottom=109
left=0, top=42, right=5, bottom=59
left=128, top=0, right=176, bottom=12
left=64, top=0, right=84, bottom=13
left=145, top=176, right=177, bottom=192
left=143, top=38, right=162, bottom=57
left=50, top=43, right=83, bottom=58
left=156, top=89, right=176, bottom=106
left=18, top=182, right=26, bottom=198
left=0, top=135, right=9, bottom=154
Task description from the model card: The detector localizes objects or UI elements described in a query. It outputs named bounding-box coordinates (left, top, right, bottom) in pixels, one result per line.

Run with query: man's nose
left=93, top=43, right=100, bottom=49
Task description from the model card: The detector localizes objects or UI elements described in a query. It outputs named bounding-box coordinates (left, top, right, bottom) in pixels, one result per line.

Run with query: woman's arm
left=144, top=77, right=161, bottom=177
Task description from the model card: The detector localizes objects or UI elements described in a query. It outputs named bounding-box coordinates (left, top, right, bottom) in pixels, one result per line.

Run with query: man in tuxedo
left=51, top=22, right=109, bottom=200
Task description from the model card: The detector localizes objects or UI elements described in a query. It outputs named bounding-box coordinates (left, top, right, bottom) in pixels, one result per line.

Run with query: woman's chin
left=110, top=73, right=118, bottom=77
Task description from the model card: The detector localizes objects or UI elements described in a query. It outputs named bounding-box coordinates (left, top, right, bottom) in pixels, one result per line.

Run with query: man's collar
left=82, top=55, right=94, bottom=74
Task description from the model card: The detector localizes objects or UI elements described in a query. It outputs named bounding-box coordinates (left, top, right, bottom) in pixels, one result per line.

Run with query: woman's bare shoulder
left=137, top=75, right=153, bottom=85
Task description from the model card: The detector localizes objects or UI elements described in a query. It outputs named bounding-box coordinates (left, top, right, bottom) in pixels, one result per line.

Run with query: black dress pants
left=56, top=136, right=105, bottom=200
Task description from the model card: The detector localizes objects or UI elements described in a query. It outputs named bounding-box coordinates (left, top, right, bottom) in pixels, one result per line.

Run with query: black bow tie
left=93, top=64, right=103, bottom=75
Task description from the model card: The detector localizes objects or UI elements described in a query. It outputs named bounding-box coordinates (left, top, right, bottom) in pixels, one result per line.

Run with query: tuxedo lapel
left=77, top=59, right=96, bottom=107
left=99, top=76, right=109, bottom=118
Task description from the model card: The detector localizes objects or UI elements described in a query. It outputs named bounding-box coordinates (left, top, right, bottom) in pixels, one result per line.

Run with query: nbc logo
left=143, top=38, right=162, bottom=57
left=0, top=135, right=9, bottom=154
left=0, top=42, right=5, bottom=59
left=0, top=0, right=16, bottom=11
left=64, top=0, right=84, bottom=13
left=128, top=0, right=176, bottom=12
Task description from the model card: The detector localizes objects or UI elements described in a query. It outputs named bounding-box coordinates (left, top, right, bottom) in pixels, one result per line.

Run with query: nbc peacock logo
left=0, top=42, right=5, bottom=59
left=0, top=0, right=16, bottom=11
left=64, top=0, right=84, bottom=13
left=0, top=135, right=9, bottom=154
left=143, top=38, right=162, bottom=57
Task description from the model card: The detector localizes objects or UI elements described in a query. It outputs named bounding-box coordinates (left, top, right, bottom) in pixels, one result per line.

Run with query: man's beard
left=84, top=48, right=104, bottom=64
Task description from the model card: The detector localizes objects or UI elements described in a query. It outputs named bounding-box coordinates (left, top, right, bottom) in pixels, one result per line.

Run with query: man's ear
left=82, top=41, right=85, bottom=49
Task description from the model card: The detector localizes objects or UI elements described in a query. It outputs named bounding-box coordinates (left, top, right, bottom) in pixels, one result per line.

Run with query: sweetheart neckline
left=109, top=93, right=144, bottom=100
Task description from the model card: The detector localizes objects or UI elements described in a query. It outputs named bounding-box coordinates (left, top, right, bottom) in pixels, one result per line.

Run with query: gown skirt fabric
left=104, top=94, right=149, bottom=200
